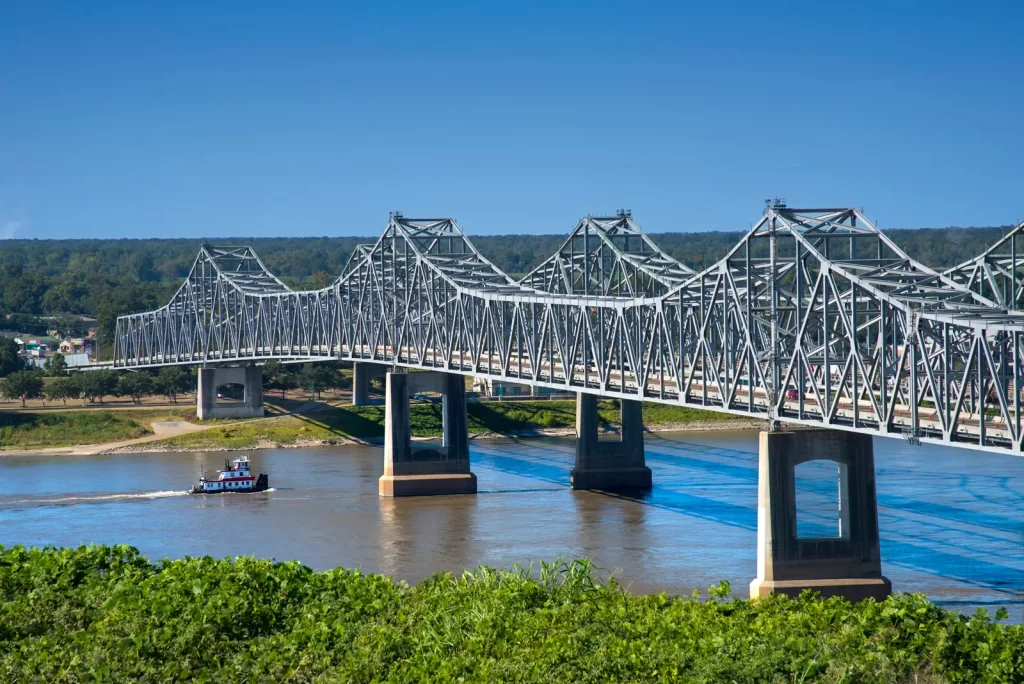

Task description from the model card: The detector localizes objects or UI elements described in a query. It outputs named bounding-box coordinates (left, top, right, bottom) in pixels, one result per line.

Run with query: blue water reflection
left=1, top=429, right=1021, bottom=617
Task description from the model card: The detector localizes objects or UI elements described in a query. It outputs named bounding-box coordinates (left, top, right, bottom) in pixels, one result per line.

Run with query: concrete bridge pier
left=197, top=365, right=264, bottom=420
left=571, top=394, right=652, bottom=490
left=352, top=361, right=387, bottom=406
left=379, top=371, right=477, bottom=497
left=749, top=429, right=891, bottom=603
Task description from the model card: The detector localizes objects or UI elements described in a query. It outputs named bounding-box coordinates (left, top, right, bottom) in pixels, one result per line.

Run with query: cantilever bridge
left=114, top=204, right=1024, bottom=456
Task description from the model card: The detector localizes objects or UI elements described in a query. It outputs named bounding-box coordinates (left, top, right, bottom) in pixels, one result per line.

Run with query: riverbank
left=2, top=545, right=1019, bottom=682
left=114, top=417, right=767, bottom=453
left=0, top=400, right=761, bottom=456
left=0, top=408, right=196, bottom=453
left=114, top=399, right=761, bottom=453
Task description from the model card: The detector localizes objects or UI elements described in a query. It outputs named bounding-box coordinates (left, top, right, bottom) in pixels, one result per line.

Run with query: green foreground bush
left=1, top=546, right=1021, bottom=682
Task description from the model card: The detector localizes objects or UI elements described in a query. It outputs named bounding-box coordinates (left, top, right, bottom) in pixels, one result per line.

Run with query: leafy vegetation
left=0, top=408, right=193, bottom=449
left=262, top=360, right=348, bottom=399
left=71, top=369, right=120, bottom=405
left=153, top=366, right=193, bottom=404
left=0, top=337, right=24, bottom=377
left=0, top=411, right=150, bottom=448
left=42, top=352, right=67, bottom=376
left=641, top=401, right=751, bottom=426
left=0, top=545, right=1020, bottom=682
left=116, top=372, right=154, bottom=405
left=0, top=367, right=199, bottom=408
left=0, top=370, right=43, bottom=407
left=43, top=376, right=79, bottom=406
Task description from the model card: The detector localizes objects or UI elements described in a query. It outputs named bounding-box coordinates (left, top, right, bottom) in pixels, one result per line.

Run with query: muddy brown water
left=2, top=430, right=1022, bottom=618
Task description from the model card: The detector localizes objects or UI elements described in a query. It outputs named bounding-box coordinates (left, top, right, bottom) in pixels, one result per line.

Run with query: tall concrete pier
left=197, top=365, right=264, bottom=420
left=379, top=371, right=477, bottom=497
left=571, top=394, right=652, bottom=490
left=352, top=361, right=387, bottom=406
left=749, top=429, right=891, bottom=602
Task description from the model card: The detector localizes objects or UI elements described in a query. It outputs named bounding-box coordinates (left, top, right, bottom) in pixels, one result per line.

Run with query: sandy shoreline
left=0, top=419, right=767, bottom=457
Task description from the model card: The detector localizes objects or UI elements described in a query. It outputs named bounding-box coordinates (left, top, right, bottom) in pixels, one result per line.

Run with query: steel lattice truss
left=114, top=244, right=337, bottom=365
left=945, top=221, right=1024, bottom=309
left=520, top=212, right=695, bottom=297
left=116, top=207, right=1024, bottom=454
left=340, top=244, right=376, bottom=278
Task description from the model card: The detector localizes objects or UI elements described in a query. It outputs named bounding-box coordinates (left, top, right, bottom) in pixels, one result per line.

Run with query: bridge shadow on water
left=470, top=434, right=1024, bottom=606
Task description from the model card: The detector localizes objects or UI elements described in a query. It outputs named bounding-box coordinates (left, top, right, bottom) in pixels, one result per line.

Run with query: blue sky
left=1, top=1, right=1022, bottom=239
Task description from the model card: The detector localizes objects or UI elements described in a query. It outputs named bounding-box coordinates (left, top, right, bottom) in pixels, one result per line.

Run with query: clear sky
left=1, top=1, right=1022, bottom=240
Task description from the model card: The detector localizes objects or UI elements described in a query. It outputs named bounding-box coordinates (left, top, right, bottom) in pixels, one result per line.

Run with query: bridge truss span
left=945, top=220, right=1024, bottom=310
left=114, top=244, right=339, bottom=366
left=520, top=211, right=696, bottom=297
left=116, top=207, right=1024, bottom=454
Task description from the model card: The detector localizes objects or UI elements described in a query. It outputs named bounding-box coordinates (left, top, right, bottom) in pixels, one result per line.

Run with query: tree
left=274, top=372, right=298, bottom=398
left=41, top=285, right=89, bottom=315
left=299, top=363, right=341, bottom=400
left=76, top=369, right=120, bottom=404
left=263, top=360, right=298, bottom=397
left=2, top=271, right=44, bottom=314
left=43, top=353, right=68, bottom=377
left=75, top=372, right=102, bottom=404
left=310, top=270, right=331, bottom=289
left=96, top=370, right=120, bottom=402
left=47, top=313, right=87, bottom=338
left=117, top=372, right=155, bottom=405
left=45, top=376, right=80, bottom=407
left=96, top=304, right=119, bottom=354
left=0, top=337, right=23, bottom=377
left=155, top=366, right=192, bottom=404
left=1, top=370, right=44, bottom=407
left=261, top=360, right=282, bottom=392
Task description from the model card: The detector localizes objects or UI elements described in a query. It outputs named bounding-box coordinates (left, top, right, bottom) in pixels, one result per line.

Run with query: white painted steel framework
left=945, top=221, right=1024, bottom=309
left=115, top=206, right=1024, bottom=454
left=520, top=211, right=695, bottom=296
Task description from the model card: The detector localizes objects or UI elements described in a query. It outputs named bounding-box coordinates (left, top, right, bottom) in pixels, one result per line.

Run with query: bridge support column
left=379, top=371, right=477, bottom=497
left=750, top=429, right=891, bottom=602
left=197, top=365, right=264, bottom=420
left=570, top=395, right=652, bottom=490
left=353, top=361, right=387, bottom=406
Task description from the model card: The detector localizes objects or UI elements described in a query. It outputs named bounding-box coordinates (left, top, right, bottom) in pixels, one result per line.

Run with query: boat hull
left=189, top=473, right=270, bottom=495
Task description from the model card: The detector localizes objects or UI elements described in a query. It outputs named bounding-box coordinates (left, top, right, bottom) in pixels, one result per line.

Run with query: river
left=2, top=430, right=1022, bottom=617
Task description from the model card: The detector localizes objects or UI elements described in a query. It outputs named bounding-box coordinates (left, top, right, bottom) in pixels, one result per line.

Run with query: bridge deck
left=114, top=207, right=1024, bottom=455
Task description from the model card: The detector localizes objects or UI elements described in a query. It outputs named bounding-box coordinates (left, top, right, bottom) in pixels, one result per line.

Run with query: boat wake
left=1, top=490, right=190, bottom=509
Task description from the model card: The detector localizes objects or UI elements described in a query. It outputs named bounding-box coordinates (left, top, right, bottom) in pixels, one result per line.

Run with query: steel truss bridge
left=115, top=205, right=1024, bottom=455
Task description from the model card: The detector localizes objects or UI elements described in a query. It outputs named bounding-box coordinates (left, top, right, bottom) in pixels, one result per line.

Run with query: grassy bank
left=0, top=400, right=747, bottom=453
left=1, top=546, right=1020, bottom=682
left=0, top=409, right=193, bottom=450
left=149, top=400, right=749, bottom=450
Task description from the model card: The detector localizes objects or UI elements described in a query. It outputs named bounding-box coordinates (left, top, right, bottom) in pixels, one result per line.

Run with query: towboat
left=189, top=456, right=269, bottom=494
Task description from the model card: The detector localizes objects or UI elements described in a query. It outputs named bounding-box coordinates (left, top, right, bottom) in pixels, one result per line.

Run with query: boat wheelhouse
left=189, top=456, right=269, bottom=494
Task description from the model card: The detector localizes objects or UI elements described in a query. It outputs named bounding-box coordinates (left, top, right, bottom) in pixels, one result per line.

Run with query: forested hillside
left=0, top=224, right=1014, bottom=344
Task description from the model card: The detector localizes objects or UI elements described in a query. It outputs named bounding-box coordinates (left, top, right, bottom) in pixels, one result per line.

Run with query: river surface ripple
left=2, top=430, right=1022, bottom=618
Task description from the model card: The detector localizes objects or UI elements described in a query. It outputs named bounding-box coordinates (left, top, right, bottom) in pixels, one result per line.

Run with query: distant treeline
left=0, top=225, right=1014, bottom=343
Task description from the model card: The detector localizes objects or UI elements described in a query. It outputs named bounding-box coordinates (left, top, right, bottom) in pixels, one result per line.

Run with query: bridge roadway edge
left=108, top=209, right=1024, bottom=600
